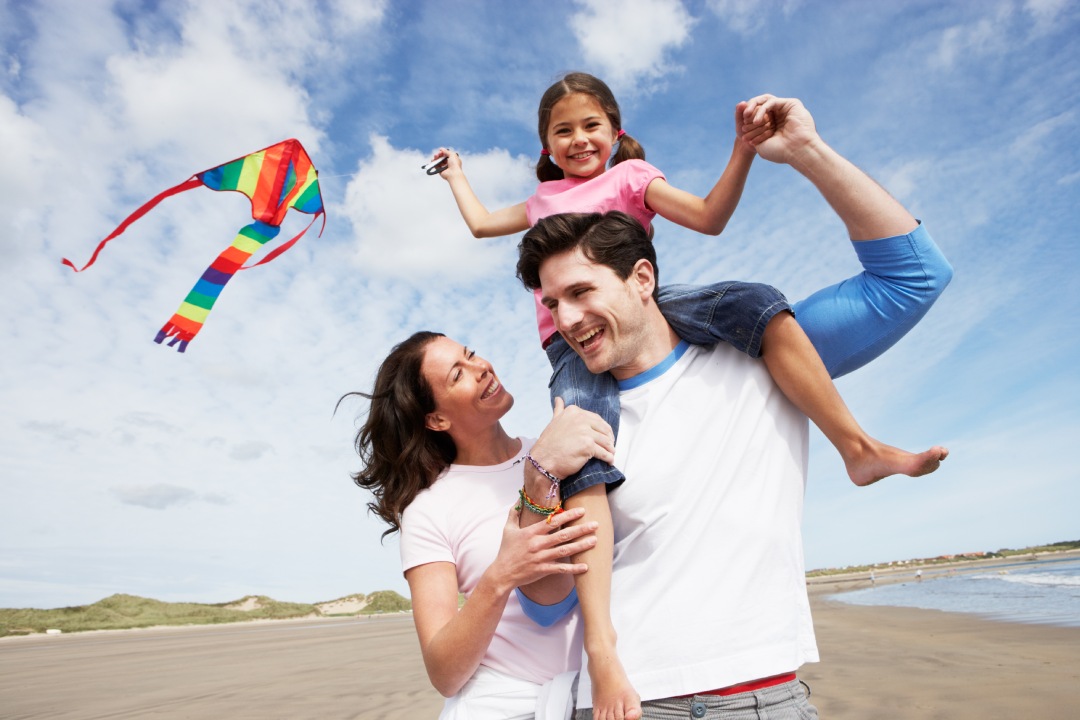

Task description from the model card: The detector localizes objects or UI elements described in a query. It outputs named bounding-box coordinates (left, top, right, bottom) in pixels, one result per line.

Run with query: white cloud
left=1058, top=169, right=1080, bottom=185
left=111, top=483, right=197, bottom=509
left=341, top=135, right=534, bottom=280
left=931, top=4, right=1014, bottom=69
left=1008, top=109, right=1075, bottom=157
left=230, top=441, right=274, bottom=461
left=1025, top=0, right=1071, bottom=34
left=706, top=0, right=803, bottom=35
left=571, top=0, right=695, bottom=90
left=104, top=2, right=329, bottom=159
left=0, top=93, right=56, bottom=259
left=329, top=0, right=388, bottom=28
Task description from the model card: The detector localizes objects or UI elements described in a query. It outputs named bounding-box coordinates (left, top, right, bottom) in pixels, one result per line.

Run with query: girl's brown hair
left=535, top=72, right=645, bottom=182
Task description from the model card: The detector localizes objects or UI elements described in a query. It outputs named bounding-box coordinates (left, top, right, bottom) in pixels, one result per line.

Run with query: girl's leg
left=792, top=223, right=953, bottom=379
left=657, top=281, right=791, bottom=356
left=761, top=312, right=947, bottom=486
left=545, top=335, right=625, bottom=493
left=658, top=279, right=947, bottom=486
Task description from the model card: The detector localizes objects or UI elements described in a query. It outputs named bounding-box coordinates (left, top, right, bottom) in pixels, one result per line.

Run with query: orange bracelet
left=518, top=487, right=565, bottom=524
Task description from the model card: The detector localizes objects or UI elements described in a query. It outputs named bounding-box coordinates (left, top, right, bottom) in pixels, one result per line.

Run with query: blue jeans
left=547, top=281, right=791, bottom=498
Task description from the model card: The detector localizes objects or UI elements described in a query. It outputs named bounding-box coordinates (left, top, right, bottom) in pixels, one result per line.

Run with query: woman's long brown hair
left=341, top=331, right=456, bottom=538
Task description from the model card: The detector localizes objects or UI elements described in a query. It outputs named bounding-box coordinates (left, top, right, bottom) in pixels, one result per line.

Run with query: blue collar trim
left=618, top=341, right=690, bottom=391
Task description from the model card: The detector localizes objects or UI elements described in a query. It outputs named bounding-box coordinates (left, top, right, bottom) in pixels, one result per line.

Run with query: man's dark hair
left=516, top=211, right=659, bottom=301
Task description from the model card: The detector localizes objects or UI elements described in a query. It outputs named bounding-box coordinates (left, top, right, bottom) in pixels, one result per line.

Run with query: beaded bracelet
left=518, top=487, right=564, bottom=524
left=525, top=452, right=562, bottom=501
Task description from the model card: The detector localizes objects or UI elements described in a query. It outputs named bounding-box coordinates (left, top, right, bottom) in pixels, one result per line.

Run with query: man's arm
left=741, top=95, right=918, bottom=240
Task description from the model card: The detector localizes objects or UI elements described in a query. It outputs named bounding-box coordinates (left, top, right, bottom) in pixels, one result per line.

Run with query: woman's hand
left=488, top=504, right=598, bottom=593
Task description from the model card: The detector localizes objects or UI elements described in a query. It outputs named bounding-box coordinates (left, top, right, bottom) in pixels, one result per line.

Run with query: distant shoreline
left=806, top=547, right=1080, bottom=595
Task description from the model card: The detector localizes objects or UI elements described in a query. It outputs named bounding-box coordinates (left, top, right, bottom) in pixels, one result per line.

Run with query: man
left=516, top=94, right=952, bottom=719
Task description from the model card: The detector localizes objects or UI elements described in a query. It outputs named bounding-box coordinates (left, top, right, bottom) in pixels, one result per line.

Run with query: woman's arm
left=407, top=505, right=597, bottom=697
left=433, top=149, right=530, bottom=238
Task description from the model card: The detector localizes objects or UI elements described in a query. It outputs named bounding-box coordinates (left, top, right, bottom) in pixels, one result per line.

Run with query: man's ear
left=630, top=258, right=656, bottom=299
left=425, top=412, right=450, bottom=432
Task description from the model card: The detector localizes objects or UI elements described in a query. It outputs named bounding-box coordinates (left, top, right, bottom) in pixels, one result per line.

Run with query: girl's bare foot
left=589, top=652, right=641, bottom=720
left=845, top=441, right=949, bottom=487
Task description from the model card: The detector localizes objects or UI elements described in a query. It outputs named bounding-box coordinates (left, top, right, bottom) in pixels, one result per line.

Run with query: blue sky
left=1, top=0, right=1077, bottom=609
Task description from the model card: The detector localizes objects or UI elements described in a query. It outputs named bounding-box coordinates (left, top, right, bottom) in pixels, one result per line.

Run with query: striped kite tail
left=154, top=220, right=281, bottom=352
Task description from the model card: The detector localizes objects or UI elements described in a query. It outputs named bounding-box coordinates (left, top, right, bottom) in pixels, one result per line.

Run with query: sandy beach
left=3, top=559, right=1078, bottom=718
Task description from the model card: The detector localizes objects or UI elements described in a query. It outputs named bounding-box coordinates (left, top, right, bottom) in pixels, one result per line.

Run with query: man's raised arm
left=740, top=94, right=918, bottom=240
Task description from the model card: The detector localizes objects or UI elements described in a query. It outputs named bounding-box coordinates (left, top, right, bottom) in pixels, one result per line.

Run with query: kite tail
left=62, top=177, right=203, bottom=272
left=154, top=220, right=281, bottom=352
left=238, top=210, right=323, bottom=271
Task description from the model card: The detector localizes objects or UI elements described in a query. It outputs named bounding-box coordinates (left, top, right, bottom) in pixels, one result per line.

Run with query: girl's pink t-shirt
left=524, top=159, right=665, bottom=345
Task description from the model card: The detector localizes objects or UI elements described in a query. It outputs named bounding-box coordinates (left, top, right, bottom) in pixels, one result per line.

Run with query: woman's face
left=420, top=336, right=514, bottom=435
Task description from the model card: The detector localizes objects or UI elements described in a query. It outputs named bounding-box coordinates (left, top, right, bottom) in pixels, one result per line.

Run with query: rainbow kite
left=63, top=139, right=325, bottom=352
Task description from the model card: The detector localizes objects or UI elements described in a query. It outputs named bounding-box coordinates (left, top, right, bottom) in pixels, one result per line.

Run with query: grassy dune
left=0, top=591, right=411, bottom=638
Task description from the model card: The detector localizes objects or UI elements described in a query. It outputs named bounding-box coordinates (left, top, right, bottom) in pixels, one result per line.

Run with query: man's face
left=539, top=247, right=652, bottom=380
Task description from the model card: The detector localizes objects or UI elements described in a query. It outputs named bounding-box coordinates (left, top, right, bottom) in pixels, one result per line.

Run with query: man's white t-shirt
left=577, top=342, right=819, bottom=707
left=400, top=438, right=583, bottom=686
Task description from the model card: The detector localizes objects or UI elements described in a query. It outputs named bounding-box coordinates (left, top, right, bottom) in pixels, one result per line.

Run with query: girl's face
left=420, top=336, right=513, bottom=436
left=545, top=93, right=618, bottom=180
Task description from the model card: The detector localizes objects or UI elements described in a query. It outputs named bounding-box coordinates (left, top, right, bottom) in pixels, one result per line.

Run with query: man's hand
left=739, top=94, right=822, bottom=166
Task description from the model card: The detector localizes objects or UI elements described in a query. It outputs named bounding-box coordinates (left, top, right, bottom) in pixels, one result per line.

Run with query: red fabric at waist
left=679, top=672, right=798, bottom=698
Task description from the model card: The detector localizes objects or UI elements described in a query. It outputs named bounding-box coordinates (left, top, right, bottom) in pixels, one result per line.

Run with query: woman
left=347, top=331, right=614, bottom=719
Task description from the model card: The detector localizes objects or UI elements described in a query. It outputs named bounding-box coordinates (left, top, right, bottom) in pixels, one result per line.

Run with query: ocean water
left=829, top=556, right=1080, bottom=628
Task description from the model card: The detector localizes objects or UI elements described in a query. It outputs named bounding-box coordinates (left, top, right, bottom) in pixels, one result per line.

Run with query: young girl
left=429, top=73, right=949, bottom=718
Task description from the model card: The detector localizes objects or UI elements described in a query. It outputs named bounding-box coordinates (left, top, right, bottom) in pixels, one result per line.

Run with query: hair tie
left=617, top=129, right=627, bottom=139
left=540, top=148, right=551, bottom=156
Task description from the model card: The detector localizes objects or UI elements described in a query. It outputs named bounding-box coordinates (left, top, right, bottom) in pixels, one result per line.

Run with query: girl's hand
left=429, top=147, right=463, bottom=180
left=739, top=94, right=821, bottom=165
left=489, top=504, right=598, bottom=590
left=529, top=397, right=616, bottom=482
left=735, top=101, right=775, bottom=153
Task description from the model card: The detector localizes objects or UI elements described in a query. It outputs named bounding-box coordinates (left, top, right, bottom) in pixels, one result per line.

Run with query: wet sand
left=3, top=558, right=1078, bottom=718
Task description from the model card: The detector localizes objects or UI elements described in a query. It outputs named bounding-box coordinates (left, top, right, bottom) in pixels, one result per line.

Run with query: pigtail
left=609, top=132, right=646, bottom=168
left=536, top=153, right=565, bottom=182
